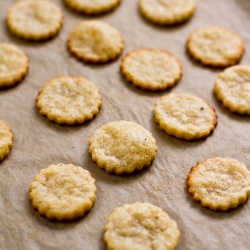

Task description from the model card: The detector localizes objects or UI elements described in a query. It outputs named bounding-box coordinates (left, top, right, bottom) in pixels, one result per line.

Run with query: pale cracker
left=187, top=157, right=250, bottom=211
left=29, top=163, right=97, bottom=220
left=88, top=120, right=158, bottom=174
left=187, top=26, right=244, bottom=67
left=36, top=76, right=102, bottom=125
left=0, top=43, right=28, bottom=88
left=0, top=120, right=14, bottom=162
left=7, top=0, right=63, bottom=41
left=214, top=65, right=250, bottom=115
left=139, top=0, right=196, bottom=25
left=64, top=0, right=121, bottom=15
left=68, top=20, right=124, bottom=63
left=121, top=49, right=182, bottom=91
left=104, top=202, right=180, bottom=250
left=154, top=93, right=217, bottom=141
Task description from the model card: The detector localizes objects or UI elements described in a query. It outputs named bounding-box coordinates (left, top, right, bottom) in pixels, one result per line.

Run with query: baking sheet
left=1, top=0, right=250, bottom=249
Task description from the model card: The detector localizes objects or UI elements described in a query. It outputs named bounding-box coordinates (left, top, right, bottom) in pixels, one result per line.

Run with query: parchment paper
left=1, top=0, right=250, bottom=249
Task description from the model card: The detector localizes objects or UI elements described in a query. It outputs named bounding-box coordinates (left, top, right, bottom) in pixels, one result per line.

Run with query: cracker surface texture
left=36, top=76, right=102, bottom=125
left=64, top=0, right=121, bottom=14
left=88, top=120, right=158, bottom=174
left=121, top=49, right=182, bottom=91
left=139, top=0, right=196, bottom=25
left=7, top=0, right=63, bottom=41
left=0, top=120, right=14, bottom=162
left=154, top=93, right=217, bottom=141
left=0, top=43, right=28, bottom=88
left=214, top=65, right=250, bottom=115
left=187, top=26, right=244, bottom=67
left=68, top=20, right=124, bottom=63
left=187, top=157, right=250, bottom=211
left=29, top=163, right=97, bottom=220
left=104, top=202, right=180, bottom=250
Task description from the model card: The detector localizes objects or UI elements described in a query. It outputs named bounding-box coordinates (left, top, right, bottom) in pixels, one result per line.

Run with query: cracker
left=0, top=120, right=14, bottom=162
left=36, top=76, right=102, bottom=125
left=64, top=0, right=121, bottom=15
left=88, top=120, right=158, bottom=174
left=154, top=93, right=217, bottom=141
left=0, top=43, right=28, bottom=88
left=121, top=49, right=182, bottom=91
left=187, top=26, right=244, bottom=67
left=68, top=20, right=124, bottom=63
left=29, top=163, right=97, bottom=220
left=214, top=65, right=250, bottom=115
left=139, top=0, right=196, bottom=25
left=104, top=202, right=180, bottom=250
left=187, top=157, right=250, bottom=211
left=7, top=0, right=63, bottom=41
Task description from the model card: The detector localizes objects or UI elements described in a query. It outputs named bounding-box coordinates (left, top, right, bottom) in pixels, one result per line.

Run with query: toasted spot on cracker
left=36, top=76, right=102, bottom=125
left=0, top=120, right=14, bottom=162
left=104, top=202, right=180, bottom=250
left=64, top=0, right=121, bottom=15
left=187, top=26, right=244, bottom=67
left=214, top=65, right=250, bottom=115
left=121, top=49, right=182, bottom=91
left=68, top=20, right=124, bottom=63
left=139, top=0, right=196, bottom=25
left=187, top=157, right=250, bottom=211
left=154, top=93, right=217, bottom=141
left=7, top=0, right=63, bottom=41
left=88, top=120, right=158, bottom=174
left=0, top=43, right=28, bottom=88
left=29, top=163, right=97, bottom=220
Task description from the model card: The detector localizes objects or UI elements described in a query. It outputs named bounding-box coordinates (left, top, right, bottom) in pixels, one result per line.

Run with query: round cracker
left=139, top=0, right=196, bottom=25
left=154, top=93, right=217, bottom=141
left=0, top=43, right=29, bottom=88
left=7, top=0, right=63, bottom=41
left=187, top=157, right=250, bottom=211
left=68, top=20, right=124, bottom=63
left=121, top=49, right=182, bottom=91
left=29, top=163, right=97, bottom=220
left=64, top=0, right=121, bottom=15
left=88, top=120, right=158, bottom=174
left=214, top=65, right=250, bottom=115
left=36, top=76, right=102, bottom=125
left=187, top=26, right=244, bottom=67
left=104, top=202, right=180, bottom=250
left=0, top=120, right=14, bottom=162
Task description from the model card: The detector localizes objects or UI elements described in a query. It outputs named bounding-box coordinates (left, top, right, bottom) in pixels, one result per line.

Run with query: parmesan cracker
left=154, top=93, right=217, bottom=141
left=0, top=43, right=28, bottom=88
left=0, top=120, right=14, bottom=162
left=68, top=20, right=124, bottom=63
left=104, top=202, right=180, bottom=250
left=64, top=0, right=121, bottom=15
left=121, top=49, right=182, bottom=91
left=7, top=0, right=63, bottom=41
left=36, top=76, right=102, bottom=125
left=139, top=0, right=196, bottom=25
left=88, top=120, right=158, bottom=174
left=187, top=26, right=244, bottom=67
left=29, top=163, right=97, bottom=220
left=214, top=65, right=250, bottom=115
left=187, top=157, right=250, bottom=211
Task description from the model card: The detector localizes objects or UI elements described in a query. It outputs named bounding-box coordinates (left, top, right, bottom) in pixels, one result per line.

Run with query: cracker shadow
left=212, top=94, right=250, bottom=123
left=118, top=72, right=176, bottom=98
left=62, top=0, right=123, bottom=19
left=183, top=184, right=248, bottom=220
left=137, top=4, right=195, bottom=33
left=235, top=0, right=250, bottom=14
left=27, top=194, right=93, bottom=229
left=33, top=104, right=98, bottom=134
left=4, top=24, right=62, bottom=48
